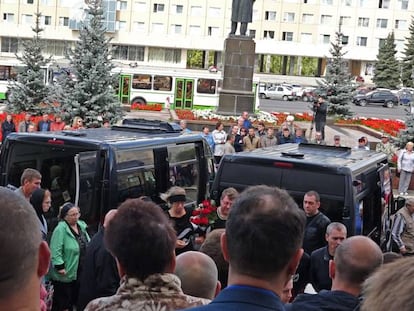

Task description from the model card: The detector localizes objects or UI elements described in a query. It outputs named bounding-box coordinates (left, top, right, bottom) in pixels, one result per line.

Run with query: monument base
left=217, top=90, right=255, bottom=114
left=218, top=36, right=256, bottom=115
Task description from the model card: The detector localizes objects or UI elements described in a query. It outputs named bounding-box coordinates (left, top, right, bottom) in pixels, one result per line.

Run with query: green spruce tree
left=316, top=30, right=354, bottom=117
left=7, top=11, right=54, bottom=115
left=401, top=18, right=414, bottom=87
left=56, top=0, right=122, bottom=127
left=373, top=32, right=400, bottom=89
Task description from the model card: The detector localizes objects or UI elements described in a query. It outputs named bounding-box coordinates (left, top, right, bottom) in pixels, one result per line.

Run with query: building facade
left=0, top=0, right=413, bottom=80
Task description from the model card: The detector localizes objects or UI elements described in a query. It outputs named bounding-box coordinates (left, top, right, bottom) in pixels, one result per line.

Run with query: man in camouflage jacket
left=85, top=199, right=209, bottom=311
left=376, top=135, right=396, bottom=162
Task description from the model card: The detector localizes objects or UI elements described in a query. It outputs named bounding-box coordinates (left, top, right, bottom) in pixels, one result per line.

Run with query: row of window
left=264, top=13, right=408, bottom=30
left=0, top=37, right=182, bottom=64
left=4, top=14, right=404, bottom=35
left=2, top=13, right=69, bottom=26
left=3, top=0, right=80, bottom=6
left=133, top=0, right=410, bottom=14
left=4, top=0, right=410, bottom=10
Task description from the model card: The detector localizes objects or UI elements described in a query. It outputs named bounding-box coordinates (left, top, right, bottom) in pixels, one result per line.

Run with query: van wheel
left=385, top=101, right=394, bottom=108
left=131, top=97, right=146, bottom=105
left=259, top=93, right=266, bottom=99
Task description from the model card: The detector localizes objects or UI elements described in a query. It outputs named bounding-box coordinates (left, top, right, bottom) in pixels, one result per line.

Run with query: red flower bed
left=176, top=109, right=196, bottom=120
left=336, top=118, right=405, bottom=137
left=131, top=103, right=162, bottom=111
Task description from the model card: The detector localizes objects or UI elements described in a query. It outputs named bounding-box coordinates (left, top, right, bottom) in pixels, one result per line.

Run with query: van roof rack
left=61, top=130, right=87, bottom=137
left=119, top=118, right=182, bottom=133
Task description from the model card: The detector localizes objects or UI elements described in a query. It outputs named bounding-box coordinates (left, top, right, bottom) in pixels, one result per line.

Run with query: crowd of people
left=0, top=112, right=110, bottom=143
left=3, top=163, right=414, bottom=311
left=2, top=101, right=414, bottom=311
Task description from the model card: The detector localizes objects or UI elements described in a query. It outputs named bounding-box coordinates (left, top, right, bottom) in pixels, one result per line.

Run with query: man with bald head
left=78, top=209, right=120, bottom=310
left=175, top=251, right=220, bottom=300
left=0, top=187, right=50, bottom=310
left=286, top=236, right=383, bottom=310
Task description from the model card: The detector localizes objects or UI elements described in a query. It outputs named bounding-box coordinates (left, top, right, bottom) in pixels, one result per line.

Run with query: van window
left=217, top=162, right=346, bottom=197
left=168, top=144, right=199, bottom=203
left=116, top=149, right=156, bottom=202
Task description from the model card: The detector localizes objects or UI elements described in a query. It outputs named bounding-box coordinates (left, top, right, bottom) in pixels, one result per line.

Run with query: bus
left=0, top=59, right=53, bottom=102
left=114, top=66, right=260, bottom=110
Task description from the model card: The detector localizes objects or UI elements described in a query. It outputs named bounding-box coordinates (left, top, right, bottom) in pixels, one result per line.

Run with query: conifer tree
left=7, top=11, right=54, bottom=115
left=56, top=0, right=122, bottom=127
left=316, top=30, right=354, bottom=117
left=373, top=32, right=400, bottom=89
left=402, top=18, right=414, bottom=87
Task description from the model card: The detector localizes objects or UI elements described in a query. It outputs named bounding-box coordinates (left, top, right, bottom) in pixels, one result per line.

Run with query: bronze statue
left=230, top=0, right=255, bottom=36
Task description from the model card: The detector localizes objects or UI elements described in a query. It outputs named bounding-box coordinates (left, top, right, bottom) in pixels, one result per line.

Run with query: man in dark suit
left=188, top=185, right=306, bottom=311
left=37, top=113, right=51, bottom=132
left=309, top=222, right=347, bottom=292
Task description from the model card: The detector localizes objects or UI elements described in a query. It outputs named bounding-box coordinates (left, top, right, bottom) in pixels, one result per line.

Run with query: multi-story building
left=0, top=0, right=413, bottom=81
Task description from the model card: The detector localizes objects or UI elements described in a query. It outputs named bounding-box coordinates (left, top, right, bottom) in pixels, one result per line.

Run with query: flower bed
left=176, top=109, right=279, bottom=124
left=131, top=103, right=162, bottom=111
left=336, top=118, right=405, bottom=137
left=176, top=109, right=313, bottom=126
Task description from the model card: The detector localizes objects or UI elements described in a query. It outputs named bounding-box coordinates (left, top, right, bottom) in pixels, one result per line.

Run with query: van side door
left=75, top=151, right=102, bottom=226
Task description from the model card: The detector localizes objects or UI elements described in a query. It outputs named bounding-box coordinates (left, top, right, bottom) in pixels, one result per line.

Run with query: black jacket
left=303, top=212, right=331, bottom=254
left=310, top=246, right=332, bottom=292
left=286, top=290, right=360, bottom=311
left=77, top=228, right=120, bottom=310
left=314, top=102, right=328, bottom=123
left=1, top=120, right=15, bottom=142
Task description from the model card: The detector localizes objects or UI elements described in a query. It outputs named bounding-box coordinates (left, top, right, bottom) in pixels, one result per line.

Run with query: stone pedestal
left=217, top=36, right=256, bottom=114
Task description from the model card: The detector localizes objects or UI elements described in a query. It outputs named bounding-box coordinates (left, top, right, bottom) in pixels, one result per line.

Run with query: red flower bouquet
left=190, top=199, right=217, bottom=226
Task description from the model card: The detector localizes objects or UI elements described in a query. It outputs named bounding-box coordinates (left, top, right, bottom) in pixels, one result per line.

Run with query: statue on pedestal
left=230, top=0, right=255, bottom=36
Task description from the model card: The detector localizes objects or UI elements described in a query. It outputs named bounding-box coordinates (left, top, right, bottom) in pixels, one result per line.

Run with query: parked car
left=397, top=87, right=414, bottom=105
left=300, top=87, right=317, bottom=102
left=259, top=85, right=296, bottom=101
left=353, top=89, right=399, bottom=108
left=282, top=84, right=303, bottom=99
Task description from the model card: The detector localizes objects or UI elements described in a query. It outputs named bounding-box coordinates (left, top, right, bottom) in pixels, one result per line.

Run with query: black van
left=0, top=120, right=215, bottom=230
left=211, top=143, right=389, bottom=243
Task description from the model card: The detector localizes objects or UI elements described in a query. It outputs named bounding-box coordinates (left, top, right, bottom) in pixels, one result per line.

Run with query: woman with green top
left=49, top=202, right=90, bottom=311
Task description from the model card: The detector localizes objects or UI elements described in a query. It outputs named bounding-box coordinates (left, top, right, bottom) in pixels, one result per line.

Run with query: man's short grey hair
left=326, top=222, right=347, bottom=235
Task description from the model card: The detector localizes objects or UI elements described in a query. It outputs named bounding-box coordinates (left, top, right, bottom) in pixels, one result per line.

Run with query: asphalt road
left=259, top=98, right=410, bottom=120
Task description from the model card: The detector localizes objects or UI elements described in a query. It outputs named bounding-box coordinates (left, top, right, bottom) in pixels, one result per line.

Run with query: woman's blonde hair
left=72, top=116, right=83, bottom=128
